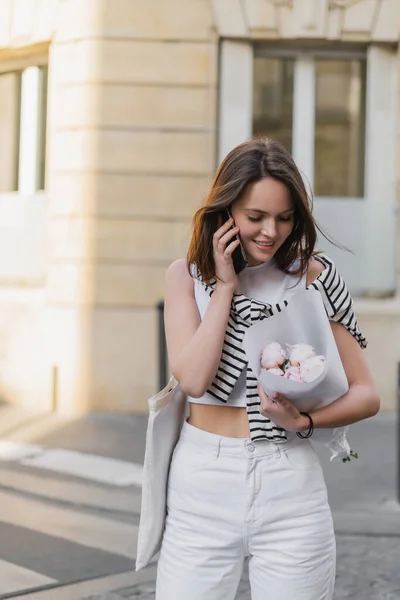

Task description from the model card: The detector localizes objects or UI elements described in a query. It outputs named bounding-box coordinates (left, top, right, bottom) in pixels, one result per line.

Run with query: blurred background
left=0, top=0, right=399, bottom=419
left=0, top=1, right=399, bottom=598
left=0, top=0, right=399, bottom=417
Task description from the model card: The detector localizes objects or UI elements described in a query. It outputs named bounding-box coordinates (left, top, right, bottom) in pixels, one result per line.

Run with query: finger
left=217, top=226, right=240, bottom=249
left=259, top=396, right=276, bottom=416
left=258, top=389, right=276, bottom=409
left=273, top=392, right=290, bottom=406
left=214, top=218, right=234, bottom=241
left=224, top=239, right=241, bottom=256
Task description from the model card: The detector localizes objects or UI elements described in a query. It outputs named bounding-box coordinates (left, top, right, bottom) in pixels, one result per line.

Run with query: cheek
left=237, top=220, right=256, bottom=238
left=280, top=222, right=294, bottom=240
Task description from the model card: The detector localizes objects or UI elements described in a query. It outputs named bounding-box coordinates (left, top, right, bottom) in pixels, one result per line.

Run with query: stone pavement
left=0, top=409, right=143, bottom=599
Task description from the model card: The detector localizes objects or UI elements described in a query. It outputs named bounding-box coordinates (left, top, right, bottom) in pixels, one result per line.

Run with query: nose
left=261, top=219, right=276, bottom=239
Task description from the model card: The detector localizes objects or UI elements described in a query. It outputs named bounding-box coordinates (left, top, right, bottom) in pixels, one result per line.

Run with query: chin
left=247, top=256, right=272, bottom=267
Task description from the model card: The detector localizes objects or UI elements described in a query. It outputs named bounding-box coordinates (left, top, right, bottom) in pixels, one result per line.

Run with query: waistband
left=179, top=420, right=309, bottom=459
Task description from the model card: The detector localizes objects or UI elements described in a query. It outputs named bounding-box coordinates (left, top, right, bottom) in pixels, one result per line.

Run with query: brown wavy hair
left=187, top=137, right=319, bottom=284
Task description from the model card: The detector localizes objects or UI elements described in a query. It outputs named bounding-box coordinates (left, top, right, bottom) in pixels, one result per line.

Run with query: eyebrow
left=243, top=208, right=294, bottom=216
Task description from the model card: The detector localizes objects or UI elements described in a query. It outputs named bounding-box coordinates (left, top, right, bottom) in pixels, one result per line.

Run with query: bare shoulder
left=166, top=259, right=193, bottom=292
left=306, top=256, right=325, bottom=287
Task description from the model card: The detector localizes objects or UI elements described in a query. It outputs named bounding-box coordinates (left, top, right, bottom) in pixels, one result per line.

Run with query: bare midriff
left=188, top=404, right=251, bottom=438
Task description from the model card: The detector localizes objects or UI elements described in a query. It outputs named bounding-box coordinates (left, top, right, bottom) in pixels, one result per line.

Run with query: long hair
left=187, top=138, right=318, bottom=283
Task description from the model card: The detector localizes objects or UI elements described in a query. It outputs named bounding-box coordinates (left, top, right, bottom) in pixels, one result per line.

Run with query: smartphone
left=223, top=208, right=248, bottom=274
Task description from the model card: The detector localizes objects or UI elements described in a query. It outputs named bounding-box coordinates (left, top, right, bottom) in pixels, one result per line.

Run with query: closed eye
left=248, top=215, right=294, bottom=223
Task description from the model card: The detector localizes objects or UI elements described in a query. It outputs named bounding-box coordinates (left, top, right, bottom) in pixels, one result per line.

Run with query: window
left=0, top=71, right=21, bottom=193
left=253, top=56, right=294, bottom=152
left=0, top=65, right=48, bottom=195
left=315, top=59, right=366, bottom=197
left=252, top=50, right=366, bottom=198
left=37, top=65, right=48, bottom=191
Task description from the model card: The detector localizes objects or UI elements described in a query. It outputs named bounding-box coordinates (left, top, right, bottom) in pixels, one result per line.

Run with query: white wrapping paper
left=242, top=289, right=351, bottom=460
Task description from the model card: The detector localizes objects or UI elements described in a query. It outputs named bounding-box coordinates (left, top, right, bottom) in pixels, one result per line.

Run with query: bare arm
left=165, top=215, right=241, bottom=397
left=164, top=259, right=235, bottom=397
left=305, top=321, right=380, bottom=428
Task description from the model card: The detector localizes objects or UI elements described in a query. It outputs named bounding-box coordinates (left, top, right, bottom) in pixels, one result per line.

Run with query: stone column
left=46, top=0, right=217, bottom=414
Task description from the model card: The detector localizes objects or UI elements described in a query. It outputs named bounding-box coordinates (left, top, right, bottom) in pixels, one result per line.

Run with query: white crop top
left=188, top=259, right=307, bottom=407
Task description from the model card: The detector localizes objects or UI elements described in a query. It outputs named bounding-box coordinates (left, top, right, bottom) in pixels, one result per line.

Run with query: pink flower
left=288, top=343, right=316, bottom=366
left=300, top=355, right=326, bottom=383
left=284, top=366, right=304, bottom=382
left=267, top=367, right=284, bottom=377
left=261, top=342, right=287, bottom=369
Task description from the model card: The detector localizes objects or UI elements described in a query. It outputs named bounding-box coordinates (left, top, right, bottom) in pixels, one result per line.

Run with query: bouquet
left=262, top=342, right=326, bottom=384
left=242, top=289, right=352, bottom=461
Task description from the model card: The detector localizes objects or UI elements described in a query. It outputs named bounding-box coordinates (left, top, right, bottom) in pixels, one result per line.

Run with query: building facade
left=0, top=0, right=399, bottom=415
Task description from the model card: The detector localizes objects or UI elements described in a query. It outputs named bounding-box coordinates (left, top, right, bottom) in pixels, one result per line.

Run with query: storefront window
left=252, top=56, right=294, bottom=152
left=0, top=72, right=21, bottom=193
left=0, top=64, right=48, bottom=194
left=314, top=59, right=366, bottom=197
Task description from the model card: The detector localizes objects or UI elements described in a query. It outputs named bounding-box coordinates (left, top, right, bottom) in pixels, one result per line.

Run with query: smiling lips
left=254, top=240, right=275, bottom=250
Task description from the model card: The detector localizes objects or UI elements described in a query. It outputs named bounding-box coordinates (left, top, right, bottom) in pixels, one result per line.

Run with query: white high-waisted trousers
left=156, top=420, right=336, bottom=600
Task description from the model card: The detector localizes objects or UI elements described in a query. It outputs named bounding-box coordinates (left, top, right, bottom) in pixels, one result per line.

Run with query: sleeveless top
left=187, top=258, right=308, bottom=408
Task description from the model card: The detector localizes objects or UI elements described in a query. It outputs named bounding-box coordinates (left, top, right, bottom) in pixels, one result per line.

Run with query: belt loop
left=216, top=437, right=221, bottom=458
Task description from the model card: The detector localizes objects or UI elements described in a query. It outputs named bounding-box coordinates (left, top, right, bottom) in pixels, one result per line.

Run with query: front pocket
left=281, top=442, right=320, bottom=470
left=168, top=442, right=214, bottom=489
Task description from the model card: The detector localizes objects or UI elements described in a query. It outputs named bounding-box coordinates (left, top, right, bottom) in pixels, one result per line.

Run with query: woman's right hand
left=212, top=217, right=240, bottom=289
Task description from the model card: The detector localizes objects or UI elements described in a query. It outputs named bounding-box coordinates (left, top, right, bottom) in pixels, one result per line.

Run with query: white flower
left=288, top=343, right=316, bottom=366
left=261, top=342, right=287, bottom=369
left=300, top=355, right=326, bottom=383
left=284, top=366, right=304, bottom=382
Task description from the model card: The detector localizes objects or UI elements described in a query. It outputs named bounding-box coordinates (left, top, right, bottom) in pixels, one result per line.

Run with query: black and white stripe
left=195, top=255, right=367, bottom=444
left=308, top=255, right=367, bottom=349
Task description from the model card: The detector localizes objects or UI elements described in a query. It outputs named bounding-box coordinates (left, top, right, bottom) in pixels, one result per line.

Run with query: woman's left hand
left=258, top=385, right=307, bottom=432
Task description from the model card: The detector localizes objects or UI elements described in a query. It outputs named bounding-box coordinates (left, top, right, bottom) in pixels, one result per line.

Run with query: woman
left=157, top=138, right=380, bottom=600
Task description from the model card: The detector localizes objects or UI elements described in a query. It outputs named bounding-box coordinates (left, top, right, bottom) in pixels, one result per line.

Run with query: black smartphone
left=222, top=208, right=248, bottom=274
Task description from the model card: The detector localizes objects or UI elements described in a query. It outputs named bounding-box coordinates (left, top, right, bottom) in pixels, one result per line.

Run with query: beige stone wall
left=0, top=0, right=218, bottom=414
left=47, top=0, right=217, bottom=413
left=356, top=302, right=400, bottom=410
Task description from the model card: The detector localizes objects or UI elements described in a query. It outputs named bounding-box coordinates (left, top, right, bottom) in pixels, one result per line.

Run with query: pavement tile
left=81, top=596, right=123, bottom=600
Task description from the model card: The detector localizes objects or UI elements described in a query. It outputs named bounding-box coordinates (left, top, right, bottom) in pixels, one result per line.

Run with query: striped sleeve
left=308, top=255, right=367, bottom=349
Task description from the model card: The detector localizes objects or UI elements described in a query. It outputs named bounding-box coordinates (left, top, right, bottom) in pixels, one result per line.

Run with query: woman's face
left=230, top=177, right=294, bottom=267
